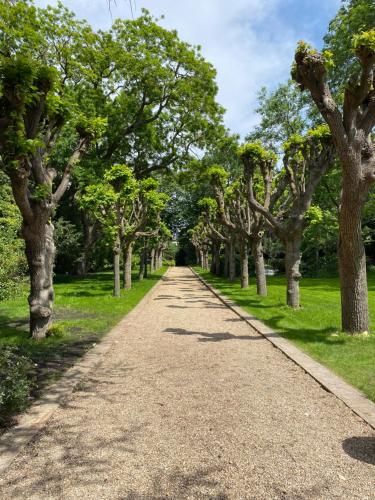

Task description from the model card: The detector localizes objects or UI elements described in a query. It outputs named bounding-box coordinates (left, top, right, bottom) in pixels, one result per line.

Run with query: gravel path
left=1, top=267, right=375, bottom=499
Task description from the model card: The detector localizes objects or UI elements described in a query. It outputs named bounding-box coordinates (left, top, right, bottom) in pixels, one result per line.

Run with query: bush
left=0, top=347, right=34, bottom=424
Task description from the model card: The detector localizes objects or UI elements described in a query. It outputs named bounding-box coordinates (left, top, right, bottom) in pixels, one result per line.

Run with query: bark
left=123, top=241, right=134, bottom=290
left=285, top=235, right=302, bottom=309
left=113, top=235, right=121, bottom=298
left=150, top=248, right=156, bottom=273
left=195, top=248, right=200, bottom=266
left=77, top=212, right=98, bottom=277
left=138, top=246, right=145, bottom=281
left=252, top=237, right=267, bottom=296
left=210, top=241, right=221, bottom=275
left=224, top=242, right=229, bottom=278
left=23, top=218, right=55, bottom=339
left=338, top=190, right=369, bottom=333
left=239, top=239, right=249, bottom=289
left=229, top=239, right=236, bottom=282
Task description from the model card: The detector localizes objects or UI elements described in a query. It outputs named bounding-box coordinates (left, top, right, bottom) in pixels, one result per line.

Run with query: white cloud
left=35, top=0, right=340, bottom=138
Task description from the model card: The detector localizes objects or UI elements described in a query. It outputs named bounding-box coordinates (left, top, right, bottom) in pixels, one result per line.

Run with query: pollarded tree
left=241, top=129, right=334, bottom=308
left=80, top=165, right=168, bottom=296
left=207, top=165, right=268, bottom=291
left=0, top=2, right=107, bottom=339
left=292, top=31, right=375, bottom=332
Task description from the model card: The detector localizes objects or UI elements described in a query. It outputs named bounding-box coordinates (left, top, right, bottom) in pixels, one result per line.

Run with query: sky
left=35, top=0, right=341, bottom=138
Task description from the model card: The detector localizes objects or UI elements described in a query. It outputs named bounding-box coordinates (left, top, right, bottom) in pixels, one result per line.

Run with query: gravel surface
left=1, top=267, right=375, bottom=499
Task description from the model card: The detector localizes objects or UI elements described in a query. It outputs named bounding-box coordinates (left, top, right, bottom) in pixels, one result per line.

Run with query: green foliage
left=205, top=165, right=229, bottom=184
left=54, top=217, right=83, bottom=274
left=324, top=0, right=375, bottom=87
left=198, top=197, right=218, bottom=215
left=196, top=268, right=375, bottom=402
left=246, top=81, right=312, bottom=150
left=353, top=29, right=375, bottom=53
left=0, top=174, right=26, bottom=300
left=239, top=142, right=277, bottom=166
left=0, top=347, right=34, bottom=422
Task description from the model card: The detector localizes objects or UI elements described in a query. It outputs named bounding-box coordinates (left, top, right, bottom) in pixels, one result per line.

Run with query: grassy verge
left=194, top=267, right=375, bottom=403
left=0, top=268, right=167, bottom=406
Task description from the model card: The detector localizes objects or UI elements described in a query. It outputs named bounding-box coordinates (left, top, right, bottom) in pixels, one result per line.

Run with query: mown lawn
left=195, top=268, right=375, bottom=403
left=0, top=268, right=167, bottom=393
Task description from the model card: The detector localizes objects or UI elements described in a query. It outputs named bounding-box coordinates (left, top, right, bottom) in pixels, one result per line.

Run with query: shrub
left=0, top=347, right=34, bottom=424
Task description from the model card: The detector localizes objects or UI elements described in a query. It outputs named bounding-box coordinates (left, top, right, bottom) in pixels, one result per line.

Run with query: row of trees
left=190, top=0, right=375, bottom=333
left=0, top=1, right=223, bottom=338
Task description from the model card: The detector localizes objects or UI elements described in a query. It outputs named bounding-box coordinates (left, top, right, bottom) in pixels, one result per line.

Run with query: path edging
left=191, top=267, right=375, bottom=431
left=0, top=269, right=170, bottom=475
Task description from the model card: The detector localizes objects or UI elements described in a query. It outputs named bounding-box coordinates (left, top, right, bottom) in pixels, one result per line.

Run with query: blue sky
left=35, top=0, right=341, bottom=137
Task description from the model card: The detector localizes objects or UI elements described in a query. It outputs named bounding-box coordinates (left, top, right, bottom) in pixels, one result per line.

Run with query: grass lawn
left=194, top=267, right=375, bottom=403
left=0, top=267, right=167, bottom=397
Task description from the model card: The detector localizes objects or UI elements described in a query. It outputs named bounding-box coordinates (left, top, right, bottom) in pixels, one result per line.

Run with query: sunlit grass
left=195, top=268, right=375, bottom=402
left=0, top=268, right=167, bottom=390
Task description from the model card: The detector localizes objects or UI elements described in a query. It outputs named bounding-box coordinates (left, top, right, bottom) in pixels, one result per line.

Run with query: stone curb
left=190, top=267, right=375, bottom=431
left=0, top=269, right=170, bottom=475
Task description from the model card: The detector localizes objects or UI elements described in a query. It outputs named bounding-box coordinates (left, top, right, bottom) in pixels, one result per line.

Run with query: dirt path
left=1, top=267, right=375, bottom=499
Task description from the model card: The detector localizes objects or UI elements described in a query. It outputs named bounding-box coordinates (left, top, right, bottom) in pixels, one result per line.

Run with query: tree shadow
left=342, top=436, right=375, bottom=465
left=164, top=327, right=261, bottom=342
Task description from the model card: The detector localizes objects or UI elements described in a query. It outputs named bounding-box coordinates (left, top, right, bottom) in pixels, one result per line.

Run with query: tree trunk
left=113, top=235, right=121, bottom=298
left=338, top=191, right=369, bottom=333
left=285, top=235, right=302, bottom=309
left=213, top=242, right=221, bottom=275
left=139, top=246, right=145, bottom=281
left=144, top=247, right=149, bottom=278
left=159, top=250, right=163, bottom=268
left=150, top=248, right=155, bottom=273
left=195, top=248, right=200, bottom=266
left=252, top=237, right=267, bottom=296
left=23, top=219, right=55, bottom=339
left=224, top=242, right=229, bottom=278
left=239, top=239, right=249, bottom=288
left=229, top=239, right=236, bottom=282
left=77, top=212, right=97, bottom=277
left=123, top=241, right=133, bottom=290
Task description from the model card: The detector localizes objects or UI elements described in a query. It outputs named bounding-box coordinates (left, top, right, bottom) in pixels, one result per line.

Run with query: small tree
left=241, top=130, right=334, bottom=308
left=292, top=31, right=375, bottom=331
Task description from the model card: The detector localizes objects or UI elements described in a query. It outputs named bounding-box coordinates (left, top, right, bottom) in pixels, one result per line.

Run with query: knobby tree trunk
left=239, top=239, right=249, bottom=289
left=123, top=241, right=134, bottom=290
left=113, top=235, right=121, bottom=298
left=23, top=218, right=55, bottom=339
left=339, top=189, right=369, bottom=333
left=285, top=235, right=302, bottom=309
left=252, top=237, right=267, bottom=296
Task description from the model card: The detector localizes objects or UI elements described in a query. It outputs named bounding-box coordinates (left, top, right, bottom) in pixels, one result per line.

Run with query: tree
left=293, top=31, right=375, bottom=332
left=324, top=0, right=375, bottom=89
left=241, top=129, right=334, bottom=308
left=80, top=165, right=168, bottom=296
left=0, top=2, right=107, bottom=339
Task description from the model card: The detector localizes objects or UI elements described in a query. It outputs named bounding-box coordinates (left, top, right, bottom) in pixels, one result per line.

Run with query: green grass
left=0, top=268, right=167, bottom=394
left=194, top=267, right=375, bottom=403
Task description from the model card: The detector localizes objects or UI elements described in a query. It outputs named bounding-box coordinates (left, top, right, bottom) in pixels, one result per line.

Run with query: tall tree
left=0, top=2, right=107, bottom=338
left=293, top=31, right=375, bottom=332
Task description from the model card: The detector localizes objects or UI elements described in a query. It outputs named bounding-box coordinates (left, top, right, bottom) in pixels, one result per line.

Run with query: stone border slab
left=0, top=269, right=170, bottom=474
left=191, top=267, right=375, bottom=431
